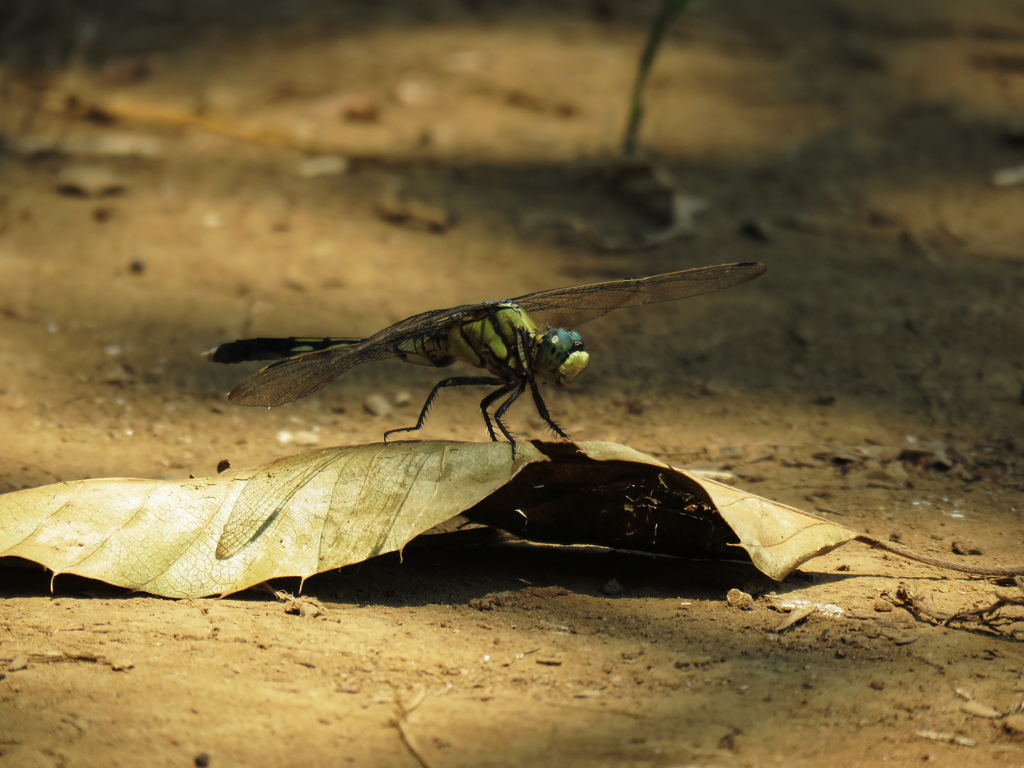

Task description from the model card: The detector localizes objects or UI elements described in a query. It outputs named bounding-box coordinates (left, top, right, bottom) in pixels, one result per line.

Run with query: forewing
left=224, top=263, right=765, bottom=405
left=515, top=262, right=766, bottom=329
left=226, top=303, right=488, bottom=406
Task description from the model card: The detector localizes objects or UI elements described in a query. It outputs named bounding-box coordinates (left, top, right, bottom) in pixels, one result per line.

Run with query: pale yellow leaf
left=694, top=476, right=859, bottom=580
left=4, top=439, right=997, bottom=601
left=0, top=441, right=529, bottom=598
left=573, top=441, right=859, bottom=580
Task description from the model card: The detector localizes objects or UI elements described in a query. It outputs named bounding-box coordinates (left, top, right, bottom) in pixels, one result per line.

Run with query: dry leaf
left=1, top=440, right=1020, bottom=599
left=462, top=441, right=860, bottom=581
left=774, top=603, right=818, bottom=633
left=0, top=441, right=517, bottom=598
left=695, top=475, right=859, bottom=581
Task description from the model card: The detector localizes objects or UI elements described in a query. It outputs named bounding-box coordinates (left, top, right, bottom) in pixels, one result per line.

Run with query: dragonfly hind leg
left=384, top=376, right=503, bottom=443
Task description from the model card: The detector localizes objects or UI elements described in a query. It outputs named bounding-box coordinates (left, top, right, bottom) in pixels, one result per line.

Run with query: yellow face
left=535, top=329, right=589, bottom=387
left=552, top=348, right=589, bottom=387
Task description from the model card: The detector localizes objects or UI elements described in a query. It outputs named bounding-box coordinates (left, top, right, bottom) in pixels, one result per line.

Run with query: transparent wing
left=514, top=262, right=766, bottom=330
left=225, top=303, right=489, bottom=406
left=223, top=262, right=765, bottom=407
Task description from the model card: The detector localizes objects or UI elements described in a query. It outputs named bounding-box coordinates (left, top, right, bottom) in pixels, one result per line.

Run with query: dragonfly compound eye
left=535, top=329, right=589, bottom=387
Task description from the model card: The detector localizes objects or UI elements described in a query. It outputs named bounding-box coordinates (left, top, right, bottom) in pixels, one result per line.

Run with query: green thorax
left=398, top=302, right=589, bottom=389
left=447, top=303, right=539, bottom=377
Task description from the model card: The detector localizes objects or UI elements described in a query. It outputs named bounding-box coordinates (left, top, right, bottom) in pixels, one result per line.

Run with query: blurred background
left=1, top=2, right=1023, bottom=766
left=1, top=0, right=1022, bottom=531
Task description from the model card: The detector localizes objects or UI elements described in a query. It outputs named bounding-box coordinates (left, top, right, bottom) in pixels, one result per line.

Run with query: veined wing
left=514, top=262, right=765, bottom=330
left=225, top=302, right=491, bottom=406
left=223, top=262, right=764, bottom=407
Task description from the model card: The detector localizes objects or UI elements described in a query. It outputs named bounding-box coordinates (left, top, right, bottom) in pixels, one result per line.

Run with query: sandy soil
left=1, top=1, right=1023, bottom=766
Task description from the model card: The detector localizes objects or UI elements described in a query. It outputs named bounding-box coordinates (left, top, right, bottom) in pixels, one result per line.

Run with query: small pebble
left=601, top=578, right=624, bottom=597
left=726, top=588, right=754, bottom=611
left=469, top=591, right=512, bottom=611
left=992, top=163, right=1024, bottom=187
left=363, top=393, right=393, bottom=417
left=882, top=461, right=909, bottom=484
left=56, top=165, right=126, bottom=197
left=79, top=132, right=163, bottom=157
left=442, top=51, right=483, bottom=73
left=341, top=98, right=380, bottom=123
left=276, top=429, right=320, bottom=446
left=951, top=539, right=983, bottom=556
left=1003, top=714, right=1024, bottom=736
left=395, top=79, right=436, bottom=107
left=11, top=133, right=162, bottom=157
left=284, top=598, right=323, bottom=619
left=296, top=155, right=349, bottom=178
left=375, top=197, right=455, bottom=233
left=887, top=633, right=918, bottom=646
left=738, top=217, right=773, bottom=242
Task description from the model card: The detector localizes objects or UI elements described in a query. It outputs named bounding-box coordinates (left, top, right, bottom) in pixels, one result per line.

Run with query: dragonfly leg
left=527, top=376, right=570, bottom=440
left=514, top=324, right=570, bottom=440
left=384, top=376, right=502, bottom=443
left=482, top=380, right=526, bottom=450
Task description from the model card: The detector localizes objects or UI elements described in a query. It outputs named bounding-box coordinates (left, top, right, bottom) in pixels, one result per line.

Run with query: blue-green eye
left=535, top=329, right=589, bottom=387
left=536, top=329, right=583, bottom=370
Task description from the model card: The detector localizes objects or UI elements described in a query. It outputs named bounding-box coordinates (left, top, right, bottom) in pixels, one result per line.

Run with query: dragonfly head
left=535, top=329, right=589, bottom=387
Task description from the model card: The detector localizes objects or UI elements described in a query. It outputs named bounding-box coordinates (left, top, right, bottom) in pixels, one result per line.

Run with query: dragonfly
left=205, top=261, right=766, bottom=447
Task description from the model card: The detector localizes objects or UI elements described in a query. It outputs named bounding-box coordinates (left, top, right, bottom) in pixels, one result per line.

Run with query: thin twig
left=863, top=536, right=1024, bottom=577
left=892, top=584, right=1024, bottom=636
left=621, top=0, right=695, bottom=158
left=393, top=687, right=434, bottom=768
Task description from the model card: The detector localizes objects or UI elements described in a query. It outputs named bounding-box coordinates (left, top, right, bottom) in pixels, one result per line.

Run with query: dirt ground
left=2, top=1, right=1024, bottom=766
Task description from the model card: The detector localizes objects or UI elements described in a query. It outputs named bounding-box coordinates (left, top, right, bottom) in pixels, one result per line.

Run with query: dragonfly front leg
left=384, top=376, right=503, bottom=443
left=512, top=324, right=570, bottom=441
left=527, top=376, right=570, bottom=440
